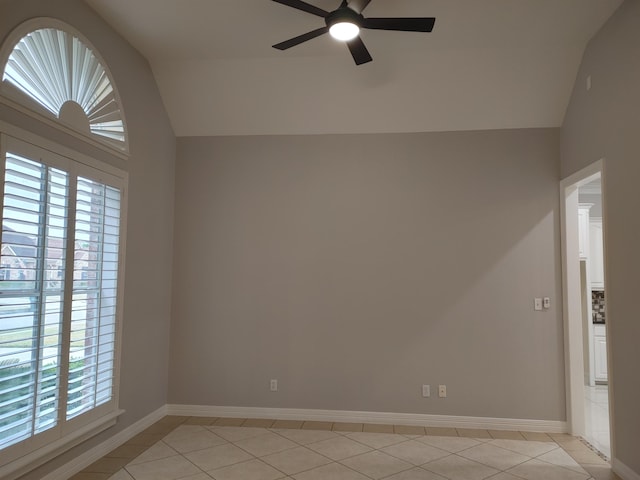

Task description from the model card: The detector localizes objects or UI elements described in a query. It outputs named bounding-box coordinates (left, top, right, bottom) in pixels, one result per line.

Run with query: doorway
left=560, top=160, right=612, bottom=458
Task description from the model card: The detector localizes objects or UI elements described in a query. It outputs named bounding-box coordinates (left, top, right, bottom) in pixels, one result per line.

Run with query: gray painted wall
left=170, top=129, right=565, bottom=422
left=561, top=0, right=640, bottom=474
left=0, top=0, right=175, bottom=477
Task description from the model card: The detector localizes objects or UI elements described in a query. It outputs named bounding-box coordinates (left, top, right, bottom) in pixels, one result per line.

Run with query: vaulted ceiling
left=85, top=0, right=622, bottom=136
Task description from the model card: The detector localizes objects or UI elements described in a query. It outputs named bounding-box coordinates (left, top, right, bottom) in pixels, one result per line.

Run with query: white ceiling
left=85, top=0, right=622, bottom=137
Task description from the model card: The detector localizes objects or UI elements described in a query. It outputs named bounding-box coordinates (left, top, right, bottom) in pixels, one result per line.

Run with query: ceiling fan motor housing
left=325, top=7, right=363, bottom=29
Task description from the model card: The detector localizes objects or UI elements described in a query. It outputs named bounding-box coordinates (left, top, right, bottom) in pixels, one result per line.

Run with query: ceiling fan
left=271, top=0, right=436, bottom=65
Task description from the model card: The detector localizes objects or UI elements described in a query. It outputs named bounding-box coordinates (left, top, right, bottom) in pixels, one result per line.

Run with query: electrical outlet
left=422, top=385, right=430, bottom=398
left=270, top=379, right=278, bottom=392
left=543, top=297, right=550, bottom=309
left=438, top=385, right=447, bottom=398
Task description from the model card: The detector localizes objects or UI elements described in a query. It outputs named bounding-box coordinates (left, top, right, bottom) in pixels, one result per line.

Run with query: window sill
left=0, top=409, right=125, bottom=480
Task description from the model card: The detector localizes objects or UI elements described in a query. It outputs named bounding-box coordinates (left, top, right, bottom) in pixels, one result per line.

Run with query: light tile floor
left=584, top=385, right=610, bottom=459
left=70, top=417, right=620, bottom=480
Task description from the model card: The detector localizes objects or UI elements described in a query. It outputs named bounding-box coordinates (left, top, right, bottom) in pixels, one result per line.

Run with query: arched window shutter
left=1, top=19, right=128, bottom=154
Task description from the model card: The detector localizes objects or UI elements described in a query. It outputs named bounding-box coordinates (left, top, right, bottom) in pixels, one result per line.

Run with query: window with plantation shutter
left=0, top=153, right=69, bottom=450
left=67, top=178, right=120, bottom=420
left=0, top=18, right=128, bottom=476
left=0, top=134, right=125, bottom=471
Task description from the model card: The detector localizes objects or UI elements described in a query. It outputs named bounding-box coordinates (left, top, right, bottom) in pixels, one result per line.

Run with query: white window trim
left=0, top=120, right=127, bottom=179
left=0, top=123, right=129, bottom=479
left=0, top=17, right=130, bottom=160
left=0, top=96, right=129, bottom=162
left=0, top=409, right=123, bottom=480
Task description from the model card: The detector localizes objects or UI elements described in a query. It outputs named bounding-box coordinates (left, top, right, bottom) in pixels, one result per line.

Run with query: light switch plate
left=534, top=298, right=543, bottom=311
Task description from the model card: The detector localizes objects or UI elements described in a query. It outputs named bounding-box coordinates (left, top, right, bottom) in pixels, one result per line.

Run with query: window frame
left=0, top=125, right=128, bottom=480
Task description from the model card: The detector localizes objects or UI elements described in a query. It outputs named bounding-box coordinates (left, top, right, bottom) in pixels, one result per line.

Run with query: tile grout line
left=218, top=428, right=305, bottom=479
left=231, top=426, right=581, bottom=480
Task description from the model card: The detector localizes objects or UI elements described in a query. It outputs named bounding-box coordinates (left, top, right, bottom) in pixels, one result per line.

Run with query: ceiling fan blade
left=362, top=17, right=436, bottom=32
left=346, top=36, right=373, bottom=65
left=347, top=0, right=372, bottom=14
left=273, top=26, right=329, bottom=50
left=271, top=0, right=329, bottom=18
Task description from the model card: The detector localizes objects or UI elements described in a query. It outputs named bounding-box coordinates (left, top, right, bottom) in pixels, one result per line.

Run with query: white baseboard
left=41, top=405, right=168, bottom=480
left=613, top=458, right=640, bottom=480
left=166, top=404, right=567, bottom=433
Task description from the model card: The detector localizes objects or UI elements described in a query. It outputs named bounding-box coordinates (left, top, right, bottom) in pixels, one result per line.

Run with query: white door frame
left=559, top=159, right=614, bottom=456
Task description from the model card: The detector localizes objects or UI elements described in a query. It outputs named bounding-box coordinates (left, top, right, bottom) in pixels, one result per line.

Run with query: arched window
left=0, top=18, right=128, bottom=153
left=0, top=19, right=128, bottom=476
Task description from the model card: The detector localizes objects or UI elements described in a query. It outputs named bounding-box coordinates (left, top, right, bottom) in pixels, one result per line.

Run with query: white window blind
left=0, top=136, right=123, bottom=459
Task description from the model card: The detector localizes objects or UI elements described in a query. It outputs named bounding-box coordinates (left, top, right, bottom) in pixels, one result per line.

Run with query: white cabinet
left=589, top=218, right=604, bottom=289
left=579, top=205, right=607, bottom=383
left=578, top=204, right=592, bottom=259
left=594, top=324, right=608, bottom=383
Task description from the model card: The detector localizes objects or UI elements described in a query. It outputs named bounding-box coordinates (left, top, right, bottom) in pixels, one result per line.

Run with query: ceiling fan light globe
left=329, top=22, right=360, bottom=41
